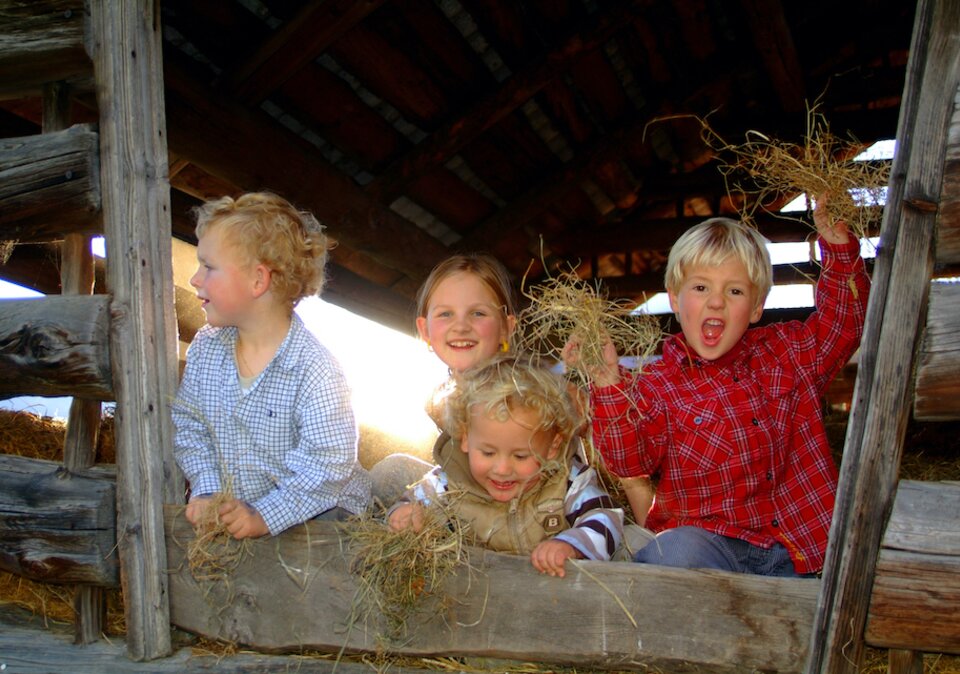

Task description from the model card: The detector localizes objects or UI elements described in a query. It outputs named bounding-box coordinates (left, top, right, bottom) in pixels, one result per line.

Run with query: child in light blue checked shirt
left=173, top=192, right=370, bottom=539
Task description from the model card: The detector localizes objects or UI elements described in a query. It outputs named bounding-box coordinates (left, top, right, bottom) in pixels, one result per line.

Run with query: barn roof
left=0, top=0, right=922, bottom=333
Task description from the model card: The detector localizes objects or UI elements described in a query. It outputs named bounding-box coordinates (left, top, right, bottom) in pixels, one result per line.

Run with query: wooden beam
left=0, top=240, right=107, bottom=296
left=163, top=55, right=449, bottom=284
left=0, top=0, right=90, bottom=99
left=0, top=295, right=112, bottom=399
left=599, top=260, right=851, bottom=297
left=0, top=602, right=441, bottom=674
left=363, top=0, right=647, bottom=206
left=807, top=2, right=960, bottom=671
left=0, top=454, right=117, bottom=587
left=44, top=77, right=106, bottom=646
left=739, top=0, right=806, bottom=113
left=88, top=0, right=178, bottom=660
left=0, top=124, right=102, bottom=241
left=935, top=86, right=960, bottom=263
left=913, top=280, right=960, bottom=419
left=864, top=481, right=960, bottom=654
left=556, top=212, right=823, bottom=259
left=166, top=508, right=819, bottom=673
left=227, top=0, right=387, bottom=105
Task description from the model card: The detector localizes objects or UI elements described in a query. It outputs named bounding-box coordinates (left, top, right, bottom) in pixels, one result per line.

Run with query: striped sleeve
left=553, top=456, right=624, bottom=561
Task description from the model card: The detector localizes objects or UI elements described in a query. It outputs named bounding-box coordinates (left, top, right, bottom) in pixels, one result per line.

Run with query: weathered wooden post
left=88, top=0, right=182, bottom=660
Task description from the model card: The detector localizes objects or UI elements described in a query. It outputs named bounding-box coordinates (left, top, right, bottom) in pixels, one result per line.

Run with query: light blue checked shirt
left=172, top=314, right=371, bottom=534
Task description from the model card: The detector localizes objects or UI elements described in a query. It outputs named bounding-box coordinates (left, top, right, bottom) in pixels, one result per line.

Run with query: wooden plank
left=165, top=507, right=819, bottom=673
left=88, top=0, right=179, bottom=661
left=865, top=549, right=960, bottom=653
left=163, top=56, right=449, bottom=284
left=0, top=124, right=102, bottom=241
left=888, top=650, right=924, bottom=674
left=914, top=281, right=960, bottom=419
left=864, top=481, right=960, bottom=653
left=935, top=80, right=960, bottom=262
left=807, top=1, right=960, bottom=672
left=0, top=0, right=90, bottom=98
left=363, top=0, right=645, bottom=206
left=228, top=0, right=387, bottom=105
left=880, top=480, right=960, bottom=555
left=0, top=454, right=117, bottom=587
left=45, top=77, right=107, bottom=646
left=0, top=604, right=440, bottom=674
left=0, top=295, right=112, bottom=399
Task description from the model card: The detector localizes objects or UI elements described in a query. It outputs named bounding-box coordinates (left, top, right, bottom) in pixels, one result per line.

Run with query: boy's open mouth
left=702, top=319, right=724, bottom=344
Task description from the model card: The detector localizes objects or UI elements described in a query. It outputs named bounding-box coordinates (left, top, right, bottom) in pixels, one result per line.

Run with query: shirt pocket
left=755, top=357, right=796, bottom=399
left=670, top=399, right=733, bottom=475
left=242, top=401, right=295, bottom=453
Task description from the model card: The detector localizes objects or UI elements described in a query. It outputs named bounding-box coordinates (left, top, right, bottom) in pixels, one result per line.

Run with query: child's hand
left=562, top=337, right=621, bottom=388
left=185, top=494, right=215, bottom=529
left=531, top=539, right=582, bottom=577
left=388, top=503, right=426, bottom=532
left=218, top=498, right=269, bottom=539
left=813, top=192, right=851, bottom=245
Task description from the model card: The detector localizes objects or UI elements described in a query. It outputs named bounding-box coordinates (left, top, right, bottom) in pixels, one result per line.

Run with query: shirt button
left=694, top=416, right=703, bottom=424
left=772, top=519, right=779, bottom=527
left=751, top=418, right=759, bottom=426
left=766, top=471, right=773, bottom=480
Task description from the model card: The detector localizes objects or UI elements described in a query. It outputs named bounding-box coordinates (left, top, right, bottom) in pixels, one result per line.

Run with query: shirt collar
left=212, top=313, right=301, bottom=372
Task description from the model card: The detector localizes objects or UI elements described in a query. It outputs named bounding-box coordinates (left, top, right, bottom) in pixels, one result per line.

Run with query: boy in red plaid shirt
left=565, top=196, right=869, bottom=576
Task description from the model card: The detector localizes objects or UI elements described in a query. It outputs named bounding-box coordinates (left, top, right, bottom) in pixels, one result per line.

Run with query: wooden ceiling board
left=0, top=0, right=921, bottom=335
left=276, top=65, right=405, bottom=170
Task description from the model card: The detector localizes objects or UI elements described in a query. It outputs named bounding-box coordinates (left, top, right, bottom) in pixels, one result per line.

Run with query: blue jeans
left=633, top=526, right=813, bottom=577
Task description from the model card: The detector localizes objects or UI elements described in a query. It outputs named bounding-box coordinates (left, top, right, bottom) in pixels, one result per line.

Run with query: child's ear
left=251, top=263, right=272, bottom=298
left=749, top=297, right=765, bottom=324
left=460, top=433, right=470, bottom=454
left=545, top=432, right=563, bottom=460
left=667, top=289, right=680, bottom=314
left=503, top=313, right=517, bottom=340
left=416, top=316, right=429, bottom=342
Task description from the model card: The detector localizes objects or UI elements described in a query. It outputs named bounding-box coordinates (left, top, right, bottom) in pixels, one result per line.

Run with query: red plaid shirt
left=592, top=239, right=869, bottom=574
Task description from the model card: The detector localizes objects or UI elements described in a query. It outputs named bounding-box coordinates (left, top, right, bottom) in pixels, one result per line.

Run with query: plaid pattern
left=591, top=238, right=869, bottom=574
left=173, top=314, right=371, bottom=535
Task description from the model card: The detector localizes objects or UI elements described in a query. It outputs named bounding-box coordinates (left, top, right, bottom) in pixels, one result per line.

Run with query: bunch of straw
left=516, top=269, right=663, bottom=390
left=0, top=240, right=14, bottom=264
left=344, top=504, right=468, bottom=638
left=183, top=489, right=251, bottom=583
left=690, top=105, right=889, bottom=240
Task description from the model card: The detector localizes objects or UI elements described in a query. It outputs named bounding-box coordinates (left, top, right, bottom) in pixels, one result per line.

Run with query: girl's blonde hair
left=444, top=354, right=581, bottom=446
left=194, top=192, right=328, bottom=308
left=416, top=252, right=517, bottom=324
left=665, top=217, right=772, bottom=309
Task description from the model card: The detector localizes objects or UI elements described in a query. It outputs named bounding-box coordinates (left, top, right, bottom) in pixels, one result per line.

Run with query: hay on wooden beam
left=343, top=502, right=469, bottom=640
left=183, top=486, right=252, bottom=584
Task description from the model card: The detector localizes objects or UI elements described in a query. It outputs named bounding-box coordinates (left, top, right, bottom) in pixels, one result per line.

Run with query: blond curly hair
left=194, top=192, right=329, bottom=308
left=444, top=354, right=582, bottom=446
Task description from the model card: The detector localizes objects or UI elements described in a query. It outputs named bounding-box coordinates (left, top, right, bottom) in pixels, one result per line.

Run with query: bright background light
left=0, top=276, right=446, bottom=453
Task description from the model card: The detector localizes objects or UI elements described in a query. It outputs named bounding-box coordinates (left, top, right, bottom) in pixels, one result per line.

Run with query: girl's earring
left=426, top=340, right=434, bottom=352
left=500, top=339, right=509, bottom=353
